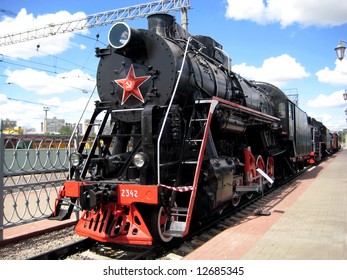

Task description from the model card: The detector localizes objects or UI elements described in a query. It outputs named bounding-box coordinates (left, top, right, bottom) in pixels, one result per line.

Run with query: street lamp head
left=335, top=43, right=346, bottom=61
left=344, top=90, right=347, bottom=101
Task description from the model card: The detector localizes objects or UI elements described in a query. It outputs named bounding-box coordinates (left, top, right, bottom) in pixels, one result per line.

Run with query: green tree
left=59, top=125, right=73, bottom=136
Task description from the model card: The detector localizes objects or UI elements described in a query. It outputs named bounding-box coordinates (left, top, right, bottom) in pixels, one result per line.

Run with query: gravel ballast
left=0, top=226, right=85, bottom=260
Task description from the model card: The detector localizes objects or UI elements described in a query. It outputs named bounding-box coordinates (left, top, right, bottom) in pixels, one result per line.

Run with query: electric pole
left=43, top=106, right=50, bottom=134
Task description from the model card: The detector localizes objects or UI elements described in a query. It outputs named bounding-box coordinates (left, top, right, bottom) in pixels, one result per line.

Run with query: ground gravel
left=0, top=226, right=85, bottom=260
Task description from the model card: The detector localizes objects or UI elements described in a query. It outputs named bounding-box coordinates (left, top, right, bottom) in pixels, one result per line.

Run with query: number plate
left=118, top=184, right=158, bottom=205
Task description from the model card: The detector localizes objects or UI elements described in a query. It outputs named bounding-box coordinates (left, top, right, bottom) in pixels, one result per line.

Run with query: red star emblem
left=114, top=65, right=150, bottom=105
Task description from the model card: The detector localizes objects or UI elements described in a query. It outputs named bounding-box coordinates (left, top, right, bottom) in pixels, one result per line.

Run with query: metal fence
left=0, top=120, right=76, bottom=240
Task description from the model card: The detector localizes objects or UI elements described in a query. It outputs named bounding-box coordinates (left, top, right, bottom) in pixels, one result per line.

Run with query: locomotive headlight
left=133, top=152, right=148, bottom=168
left=108, top=22, right=130, bottom=49
left=108, top=22, right=143, bottom=50
left=70, top=152, right=83, bottom=167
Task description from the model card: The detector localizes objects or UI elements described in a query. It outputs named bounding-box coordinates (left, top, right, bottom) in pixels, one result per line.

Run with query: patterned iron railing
left=0, top=131, right=82, bottom=240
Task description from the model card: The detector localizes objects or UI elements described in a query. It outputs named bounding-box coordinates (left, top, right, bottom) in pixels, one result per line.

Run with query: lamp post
left=335, top=40, right=347, bottom=60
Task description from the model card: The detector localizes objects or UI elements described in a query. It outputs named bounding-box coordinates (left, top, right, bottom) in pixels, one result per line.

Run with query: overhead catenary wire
left=6, top=96, right=96, bottom=121
left=0, top=51, right=96, bottom=76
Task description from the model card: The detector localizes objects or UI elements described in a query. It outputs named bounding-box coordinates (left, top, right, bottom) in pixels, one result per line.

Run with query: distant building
left=3, top=118, right=17, bottom=129
left=2, top=119, right=24, bottom=134
left=39, top=117, right=84, bottom=135
left=3, top=126, right=24, bottom=134
left=84, top=118, right=112, bottom=135
left=84, top=119, right=102, bottom=135
left=25, top=127, right=37, bottom=134
left=41, top=117, right=65, bottom=134
left=65, top=122, right=82, bottom=135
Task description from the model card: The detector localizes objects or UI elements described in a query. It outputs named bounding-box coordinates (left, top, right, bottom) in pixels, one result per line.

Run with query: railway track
left=28, top=167, right=308, bottom=260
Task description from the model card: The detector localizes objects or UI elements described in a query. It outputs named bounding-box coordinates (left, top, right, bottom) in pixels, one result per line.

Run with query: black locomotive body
left=51, top=14, right=331, bottom=245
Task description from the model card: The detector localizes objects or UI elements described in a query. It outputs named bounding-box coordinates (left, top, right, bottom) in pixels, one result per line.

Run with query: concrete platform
left=184, top=149, right=347, bottom=260
left=0, top=218, right=76, bottom=246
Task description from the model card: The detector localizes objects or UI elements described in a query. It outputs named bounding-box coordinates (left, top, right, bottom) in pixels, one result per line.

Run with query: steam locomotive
left=51, top=14, right=334, bottom=245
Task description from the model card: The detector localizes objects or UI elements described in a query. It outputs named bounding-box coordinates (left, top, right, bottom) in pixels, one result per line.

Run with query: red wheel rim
left=256, top=155, right=265, bottom=186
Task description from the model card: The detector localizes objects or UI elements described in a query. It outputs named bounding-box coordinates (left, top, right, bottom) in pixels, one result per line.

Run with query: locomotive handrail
left=213, top=96, right=281, bottom=124
left=157, top=36, right=204, bottom=185
left=111, top=108, right=144, bottom=113
left=215, top=46, right=231, bottom=73
left=67, top=85, right=97, bottom=179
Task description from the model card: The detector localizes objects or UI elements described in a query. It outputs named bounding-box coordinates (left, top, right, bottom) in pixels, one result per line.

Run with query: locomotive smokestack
left=147, top=13, right=175, bottom=38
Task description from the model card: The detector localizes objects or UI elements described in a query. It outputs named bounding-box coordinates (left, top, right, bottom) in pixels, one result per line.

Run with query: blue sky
left=1, top=0, right=347, bottom=132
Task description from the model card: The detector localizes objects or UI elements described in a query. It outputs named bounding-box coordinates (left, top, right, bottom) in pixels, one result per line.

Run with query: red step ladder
left=162, top=99, right=218, bottom=237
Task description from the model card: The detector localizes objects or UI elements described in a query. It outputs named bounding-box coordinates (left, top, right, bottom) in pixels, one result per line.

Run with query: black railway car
left=331, top=133, right=340, bottom=152
left=253, top=82, right=311, bottom=171
left=309, top=117, right=330, bottom=162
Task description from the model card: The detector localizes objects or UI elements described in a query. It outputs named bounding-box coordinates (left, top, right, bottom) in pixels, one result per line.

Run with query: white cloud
left=0, top=8, right=88, bottom=59
left=57, top=97, right=96, bottom=116
left=0, top=93, right=6, bottom=102
left=0, top=8, right=98, bottom=132
left=233, top=54, right=310, bottom=87
left=307, top=110, right=347, bottom=132
left=5, top=68, right=95, bottom=95
left=0, top=93, right=98, bottom=132
left=307, top=90, right=347, bottom=108
left=307, top=111, right=332, bottom=124
left=225, top=0, right=347, bottom=27
left=40, top=95, right=97, bottom=121
left=316, top=59, right=347, bottom=86
left=0, top=93, right=44, bottom=131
